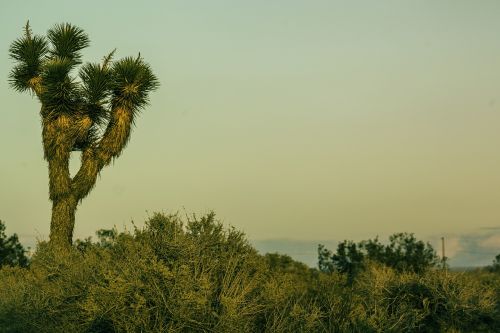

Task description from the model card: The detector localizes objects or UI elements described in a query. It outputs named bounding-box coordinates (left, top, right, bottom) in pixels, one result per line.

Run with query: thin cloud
left=479, top=234, right=500, bottom=249
left=478, top=226, right=500, bottom=230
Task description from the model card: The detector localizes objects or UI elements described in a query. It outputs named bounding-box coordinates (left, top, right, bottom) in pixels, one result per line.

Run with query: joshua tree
left=8, top=22, right=158, bottom=247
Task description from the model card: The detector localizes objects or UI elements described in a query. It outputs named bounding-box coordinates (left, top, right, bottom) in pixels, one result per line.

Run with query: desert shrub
left=0, top=244, right=96, bottom=332
left=303, top=272, right=367, bottom=332
left=354, top=263, right=497, bottom=332
left=258, top=256, right=324, bottom=332
left=0, top=266, right=35, bottom=332
left=0, top=212, right=267, bottom=332
left=81, top=213, right=266, bottom=332
left=0, top=215, right=499, bottom=332
left=474, top=270, right=500, bottom=327
left=257, top=273, right=322, bottom=332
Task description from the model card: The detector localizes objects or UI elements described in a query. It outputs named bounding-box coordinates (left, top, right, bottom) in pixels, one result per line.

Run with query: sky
left=1, top=0, right=500, bottom=267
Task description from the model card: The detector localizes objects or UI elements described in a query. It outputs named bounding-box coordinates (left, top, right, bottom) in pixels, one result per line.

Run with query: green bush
left=0, top=213, right=267, bottom=332
left=356, top=263, right=496, bottom=332
left=486, top=254, right=500, bottom=274
left=0, top=213, right=498, bottom=332
left=0, top=220, right=28, bottom=268
left=318, top=233, right=439, bottom=281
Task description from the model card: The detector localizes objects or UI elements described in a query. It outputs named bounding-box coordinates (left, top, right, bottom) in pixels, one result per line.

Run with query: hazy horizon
left=1, top=1, right=499, bottom=266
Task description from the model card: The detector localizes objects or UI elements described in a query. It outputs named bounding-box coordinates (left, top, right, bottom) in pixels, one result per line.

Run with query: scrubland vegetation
left=5, top=19, right=500, bottom=333
left=0, top=214, right=499, bottom=332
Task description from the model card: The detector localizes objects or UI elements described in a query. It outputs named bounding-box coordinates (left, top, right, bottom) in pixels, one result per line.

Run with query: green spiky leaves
left=10, top=22, right=159, bottom=117
left=79, top=61, right=112, bottom=126
left=40, top=58, right=81, bottom=118
left=8, top=22, right=48, bottom=92
left=9, top=22, right=90, bottom=94
left=47, top=23, right=89, bottom=64
left=9, top=21, right=159, bottom=150
left=111, top=56, right=159, bottom=112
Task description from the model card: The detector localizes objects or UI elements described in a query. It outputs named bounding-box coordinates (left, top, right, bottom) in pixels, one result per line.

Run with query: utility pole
left=441, top=237, right=447, bottom=270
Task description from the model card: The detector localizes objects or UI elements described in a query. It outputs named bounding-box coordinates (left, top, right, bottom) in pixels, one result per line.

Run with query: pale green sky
left=1, top=1, right=500, bottom=256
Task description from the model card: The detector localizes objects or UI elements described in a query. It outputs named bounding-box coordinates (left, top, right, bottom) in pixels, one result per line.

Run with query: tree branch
left=71, top=106, right=133, bottom=201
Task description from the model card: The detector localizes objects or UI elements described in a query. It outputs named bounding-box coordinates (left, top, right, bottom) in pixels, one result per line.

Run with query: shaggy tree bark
left=45, top=107, right=133, bottom=247
left=9, top=22, right=158, bottom=248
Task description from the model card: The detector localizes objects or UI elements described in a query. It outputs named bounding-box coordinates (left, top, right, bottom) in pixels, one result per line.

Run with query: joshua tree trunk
left=43, top=113, right=76, bottom=248
left=9, top=22, right=158, bottom=248
left=45, top=106, right=134, bottom=248
left=50, top=195, right=77, bottom=246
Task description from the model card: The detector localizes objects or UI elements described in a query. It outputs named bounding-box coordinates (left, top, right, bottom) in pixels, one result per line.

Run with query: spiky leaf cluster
left=9, top=22, right=159, bottom=150
left=79, top=61, right=112, bottom=126
left=47, top=23, right=89, bottom=65
left=40, top=58, right=81, bottom=118
left=111, top=56, right=159, bottom=113
left=8, top=22, right=48, bottom=92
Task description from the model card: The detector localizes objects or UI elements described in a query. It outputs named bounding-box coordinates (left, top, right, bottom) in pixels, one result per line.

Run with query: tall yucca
left=8, top=22, right=159, bottom=247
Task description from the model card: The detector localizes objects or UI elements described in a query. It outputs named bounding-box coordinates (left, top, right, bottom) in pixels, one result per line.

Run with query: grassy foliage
left=0, top=213, right=499, bottom=332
